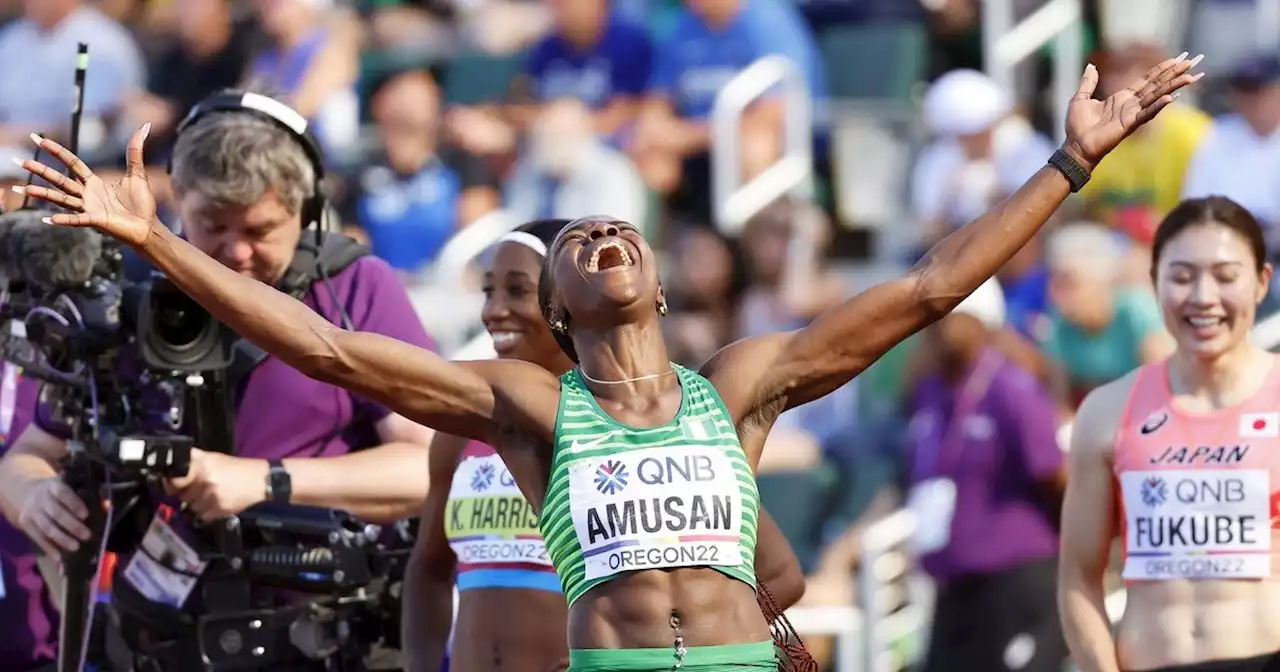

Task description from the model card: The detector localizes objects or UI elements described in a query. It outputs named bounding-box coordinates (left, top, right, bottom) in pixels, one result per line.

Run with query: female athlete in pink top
left=1060, top=196, right=1280, bottom=672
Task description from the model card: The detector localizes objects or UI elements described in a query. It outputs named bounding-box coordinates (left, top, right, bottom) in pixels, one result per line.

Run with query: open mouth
left=585, top=240, right=635, bottom=273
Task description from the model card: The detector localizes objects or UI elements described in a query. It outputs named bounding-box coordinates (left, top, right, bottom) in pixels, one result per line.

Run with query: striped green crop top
left=538, top=364, right=760, bottom=606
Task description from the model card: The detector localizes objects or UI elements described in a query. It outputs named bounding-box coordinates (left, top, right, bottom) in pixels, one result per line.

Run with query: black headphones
left=168, top=90, right=328, bottom=243
left=168, top=91, right=355, bottom=332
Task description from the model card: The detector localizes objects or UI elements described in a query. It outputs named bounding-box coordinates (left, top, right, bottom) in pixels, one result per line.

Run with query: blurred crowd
left=4, top=0, right=1280, bottom=668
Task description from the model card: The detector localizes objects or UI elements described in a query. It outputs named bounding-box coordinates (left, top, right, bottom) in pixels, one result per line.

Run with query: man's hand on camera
left=18, top=477, right=91, bottom=557
left=165, top=449, right=268, bottom=522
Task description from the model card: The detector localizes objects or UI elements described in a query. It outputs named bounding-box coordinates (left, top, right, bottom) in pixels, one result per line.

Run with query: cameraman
left=0, top=364, right=57, bottom=672
left=0, top=93, right=436, bottom=669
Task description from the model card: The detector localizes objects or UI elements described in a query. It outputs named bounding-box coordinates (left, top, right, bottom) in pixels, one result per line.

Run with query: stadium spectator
left=351, top=70, right=500, bottom=273
left=905, top=277, right=1068, bottom=672
left=365, top=0, right=457, bottom=53
left=123, top=0, right=261, bottom=164
left=504, top=99, right=648, bottom=228
left=737, top=199, right=847, bottom=474
left=1042, top=222, right=1173, bottom=407
left=910, top=69, right=1054, bottom=245
left=0, top=0, right=145, bottom=156
left=513, top=0, right=652, bottom=139
left=1080, top=42, right=1210, bottom=244
left=997, top=234, right=1053, bottom=341
left=630, top=0, right=826, bottom=222
left=248, top=0, right=361, bottom=158
left=1182, top=52, right=1280, bottom=241
left=662, top=225, right=748, bottom=366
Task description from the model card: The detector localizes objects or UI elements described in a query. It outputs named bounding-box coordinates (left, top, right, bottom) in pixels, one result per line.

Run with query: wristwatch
left=265, top=459, right=292, bottom=504
left=1047, top=148, right=1091, bottom=193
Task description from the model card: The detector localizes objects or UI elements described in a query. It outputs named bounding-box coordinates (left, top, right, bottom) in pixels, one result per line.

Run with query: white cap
left=922, top=69, right=1013, bottom=137
left=952, top=277, right=1006, bottom=331
left=1046, top=221, right=1123, bottom=279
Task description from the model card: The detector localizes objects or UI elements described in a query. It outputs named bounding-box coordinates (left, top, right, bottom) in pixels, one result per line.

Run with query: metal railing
left=845, top=505, right=1131, bottom=672
left=982, top=0, right=1084, bottom=144
left=710, top=55, right=813, bottom=235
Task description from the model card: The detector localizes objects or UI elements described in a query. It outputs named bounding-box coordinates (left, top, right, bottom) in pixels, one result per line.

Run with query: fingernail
left=1172, top=92, right=1181, bottom=100
left=1175, top=51, right=1189, bottom=62
left=10, top=157, right=22, bottom=168
left=1188, top=54, right=1205, bottom=68
left=41, top=217, right=52, bottom=225
left=141, top=122, right=151, bottom=139
left=1193, top=72, right=1206, bottom=81
left=29, top=133, right=42, bottom=146
left=9, top=185, right=24, bottom=195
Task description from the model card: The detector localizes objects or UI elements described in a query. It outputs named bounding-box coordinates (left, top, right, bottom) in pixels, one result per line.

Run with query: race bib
left=568, top=445, right=744, bottom=580
left=121, top=515, right=207, bottom=608
left=446, top=455, right=551, bottom=567
left=906, top=478, right=957, bottom=555
left=1120, top=469, right=1272, bottom=580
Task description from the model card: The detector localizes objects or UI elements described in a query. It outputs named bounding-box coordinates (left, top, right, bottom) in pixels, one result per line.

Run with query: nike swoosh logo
left=567, top=431, right=618, bottom=455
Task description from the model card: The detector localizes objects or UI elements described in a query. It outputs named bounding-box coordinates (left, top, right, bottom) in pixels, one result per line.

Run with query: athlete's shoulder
left=1075, top=368, right=1143, bottom=456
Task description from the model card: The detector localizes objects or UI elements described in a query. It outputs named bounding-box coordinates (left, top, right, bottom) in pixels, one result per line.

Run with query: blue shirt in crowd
left=649, top=0, right=827, bottom=120
left=525, top=16, right=653, bottom=108
left=355, top=146, right=497, bottom=272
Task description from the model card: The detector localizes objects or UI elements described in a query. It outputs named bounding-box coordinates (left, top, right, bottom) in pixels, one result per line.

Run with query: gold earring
left=657, top=300, right=668, bottom=317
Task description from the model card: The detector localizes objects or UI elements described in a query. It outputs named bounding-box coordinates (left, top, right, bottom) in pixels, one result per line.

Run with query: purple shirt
left=907, top=351, right=1062, bottom=580
left=35, top=255, right=436, bottom=610
left=0, top=369, right=58, bottom=669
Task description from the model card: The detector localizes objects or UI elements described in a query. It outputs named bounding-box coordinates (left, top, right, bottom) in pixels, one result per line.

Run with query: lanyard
left=913, top=350, right=1003, bottom=480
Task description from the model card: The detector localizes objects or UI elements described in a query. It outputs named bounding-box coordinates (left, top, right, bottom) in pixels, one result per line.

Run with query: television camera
left=0, top=207, right=414, bottom=670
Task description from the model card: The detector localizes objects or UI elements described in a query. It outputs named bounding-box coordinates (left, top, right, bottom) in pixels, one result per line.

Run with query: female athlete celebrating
left=15, top=55, right=1200, bottom=672
left=400, top=219, right=806, bottom=672
left=1059, top=196, right=1280, bottom=672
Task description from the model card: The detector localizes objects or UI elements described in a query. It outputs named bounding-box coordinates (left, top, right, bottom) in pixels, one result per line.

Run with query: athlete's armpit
left=702, top=275, right=928, bottom=426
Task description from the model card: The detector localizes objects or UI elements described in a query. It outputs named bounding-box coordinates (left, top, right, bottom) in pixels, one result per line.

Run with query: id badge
left=121, top=515, right=207, bottom=608
left=906, top=477, right=957, bottom=555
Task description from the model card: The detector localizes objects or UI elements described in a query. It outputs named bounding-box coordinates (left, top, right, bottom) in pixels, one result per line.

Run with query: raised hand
left=1063, top=53, right=1204, bottom=171
left=13, top=124, right=159, bottom=247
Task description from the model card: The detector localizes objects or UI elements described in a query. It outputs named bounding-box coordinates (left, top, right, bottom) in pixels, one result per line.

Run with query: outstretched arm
left=706, top=56, right=1202, bottom=425
left=16, top=130, right=543, bottom=442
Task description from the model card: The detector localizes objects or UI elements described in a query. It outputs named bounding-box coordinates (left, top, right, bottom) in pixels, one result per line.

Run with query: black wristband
left=1048, top=149, right=1091, bottom=193
left=266, top=459, right=292, bottom=503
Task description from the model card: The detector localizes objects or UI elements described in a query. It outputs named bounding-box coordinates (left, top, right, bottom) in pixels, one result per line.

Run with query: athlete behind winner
left=1060, top=195, right=1280, bottom=672
left=401, top=220, right=807, bottom=672
left=13, top=54, right=1200, bottom=672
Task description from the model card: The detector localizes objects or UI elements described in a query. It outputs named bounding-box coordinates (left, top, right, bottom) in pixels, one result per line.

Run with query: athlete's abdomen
left=564, top=566, right=771, bottom=650
left=451, top=588, right=569, bottom=672
left=1118, top=578, right=1280, bottom=670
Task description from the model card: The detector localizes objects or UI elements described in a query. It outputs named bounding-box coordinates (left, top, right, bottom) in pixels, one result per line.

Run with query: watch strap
left=266, top=459, right=291, bottom=503
left=1048, top=148, right=1091, bottom=193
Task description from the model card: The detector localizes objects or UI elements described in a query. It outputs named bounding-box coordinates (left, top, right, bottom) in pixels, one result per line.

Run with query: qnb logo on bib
left=1121, top=469, right=1273, bottom=580
left=568, top=445, right=744, bottom=580
left=447, top=455, right=551, bottom=567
